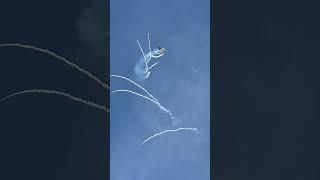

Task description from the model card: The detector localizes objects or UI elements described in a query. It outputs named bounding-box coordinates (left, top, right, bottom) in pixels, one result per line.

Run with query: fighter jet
left=151, top=46, right=165, bottom=58
left=135, top=34, right=166, bottom=79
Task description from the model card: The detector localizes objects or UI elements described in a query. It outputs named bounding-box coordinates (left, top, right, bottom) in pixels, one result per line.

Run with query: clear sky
left=110, top=0, right=210, bottom=179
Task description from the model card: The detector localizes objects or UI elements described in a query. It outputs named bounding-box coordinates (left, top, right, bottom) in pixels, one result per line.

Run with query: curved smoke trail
left=111, top=89, right=158, bottom=104
left=0, top=43, right=109, bottom=90
left=136, top=40, right=148, bottom=71
left=110, top=74, right=158, bottom=102
left=0, top=89, right=109, bottom=113
left=138, top=127, right=199, bottom=150
left=148, top=62, right=159, bottom=70
left=111, top=89, right=173, bottom=118
left=110, top=74, right=174, bottom=119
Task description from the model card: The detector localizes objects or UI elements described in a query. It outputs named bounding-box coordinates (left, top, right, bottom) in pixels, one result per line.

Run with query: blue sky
left=110, top=0, right=210, bottom=179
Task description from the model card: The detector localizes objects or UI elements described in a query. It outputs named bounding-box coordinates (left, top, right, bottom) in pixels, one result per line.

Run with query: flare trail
left=136, top=40, right=148, bottom=70
left=0, top=43, right=109, bottom=90
left=0, top=89, right=109, bottom=113
left=148, top=62, right=159, bottom=70
left=111, top=89, right=172, bottom=117
left=138, top=127, right=199, bottom=149
left=110, top=74, right=174, bottom=119
left=110, top=74, right=158, bottom=102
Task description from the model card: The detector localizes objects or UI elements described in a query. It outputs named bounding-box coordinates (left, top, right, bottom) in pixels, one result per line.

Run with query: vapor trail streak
left=147, top=33, right=152, bottom=62
left=110, top=74, right=158, bottom=102
left=0, top=43, right=109, bottom=90
left=138, top=127, right=199, bottom=149
left=0, top=89, right=109, bottom=113
left=111, top=89, right=172, bottom=117
left=148, top=62, right=159, bottom=70
left=136, top=41, right=148, bottom=70
left=111, top=89, right=158, bottom=104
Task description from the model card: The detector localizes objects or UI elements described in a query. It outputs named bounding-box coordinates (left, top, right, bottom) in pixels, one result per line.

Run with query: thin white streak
left=138, top=127, right=199, bottom=149
left=147, top=32, right=152, bottom=63
left=136, top=41, right=148, bottom=71
left=0, top=89, right=109, bottom=113
left=111, top=89, right=158, bottom=105
left=110, top=89, right=173, bottom=118
left=110, top=74, right=158, bottom=102
left=148, top=62, right=159, bottom=70
left=0, top=43, right=109, bottom=90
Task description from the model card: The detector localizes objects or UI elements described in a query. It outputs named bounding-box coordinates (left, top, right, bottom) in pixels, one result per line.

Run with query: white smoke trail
left=111, top=89, right=173, bottom=118
left=138, top=127, right=199, bottom=150
left=148, top=62, right=159, bottom=70
left=0, top=89, right=109, bottom=113
left=136, top=40, right=148, bottom=71
left=111, top=89, right=158, bottom=104
left=110, top=74, right=158, bottom=102
left=111, top=74, right=174, bottom=119
left=0, top=43, right=109, bottom=90
left=147, top=32, right=152, bottom=63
